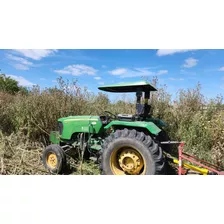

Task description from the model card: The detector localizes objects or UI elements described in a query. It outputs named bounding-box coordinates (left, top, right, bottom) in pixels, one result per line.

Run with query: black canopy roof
left=98, top=81, right=157, bottom=93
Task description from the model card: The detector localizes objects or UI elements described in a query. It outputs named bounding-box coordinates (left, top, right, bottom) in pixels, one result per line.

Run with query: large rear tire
left=99, top=129, right=166, bottom=175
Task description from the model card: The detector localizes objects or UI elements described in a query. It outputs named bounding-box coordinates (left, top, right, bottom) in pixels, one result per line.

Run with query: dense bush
left=0, top=74, right=28, bottom=94
left=0, top=76, right=224, bottom=170
left=149, top=79, right=224, bottom=166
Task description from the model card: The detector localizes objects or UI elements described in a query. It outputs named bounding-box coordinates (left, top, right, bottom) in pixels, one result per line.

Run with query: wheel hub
left=118, top=149, right=144, bottom=174
left=47, top=153, right=57, bottom=168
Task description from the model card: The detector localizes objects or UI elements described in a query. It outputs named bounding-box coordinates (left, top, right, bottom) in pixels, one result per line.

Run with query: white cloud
left=156, top=49, right=198, bottom=56
left=54, top=64, right=98, bottom=76
left=98, top=81, right=105, bottom=85
left=108, top=67, right=168, bottom=78
left=180, top=69, right=196, bottom=76
left=169, top=77, right=184, bottom=81
left=108, top=67, right=155, bottom=78
left=7, top=75, right=34, bottom=86
left=134, top=67, right=154, bottom=75
left=7, top=54, right=33, bottom=70
left=14, top=64, right=30, bottom=70
left=12, top=49, right=57, bottom=60
left=157, top=70, right=168, bottom=75
left=218, top=67, right=224, bottom=71
left=183, top=57, right=198, bottom=68
left=94, top=76, right=101, bottom=80
left=7, top=54, right=33, bottom=65
left=108, top=68, right=128, bottom=75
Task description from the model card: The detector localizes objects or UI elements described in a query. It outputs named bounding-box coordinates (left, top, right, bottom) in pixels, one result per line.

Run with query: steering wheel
left=99, top=111, right=116, bottom=124
left=103, top=111, right=117, bottom=120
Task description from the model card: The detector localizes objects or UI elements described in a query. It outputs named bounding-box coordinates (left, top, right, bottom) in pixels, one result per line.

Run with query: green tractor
left=42, top=81, right=171, bottom=175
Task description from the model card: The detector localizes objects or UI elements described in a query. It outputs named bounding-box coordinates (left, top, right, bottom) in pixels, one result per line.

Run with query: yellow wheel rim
left=110, top=146, right=146, bottom=175
left=46, top=153, right=58, bottom=169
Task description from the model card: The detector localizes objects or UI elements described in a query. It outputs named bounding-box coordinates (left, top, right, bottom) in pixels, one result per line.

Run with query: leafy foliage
left=0, top=74, right=28, bottom=94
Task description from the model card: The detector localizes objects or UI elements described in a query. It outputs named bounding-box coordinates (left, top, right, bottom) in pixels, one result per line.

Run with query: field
left=0, top=77, right=224, bottom=174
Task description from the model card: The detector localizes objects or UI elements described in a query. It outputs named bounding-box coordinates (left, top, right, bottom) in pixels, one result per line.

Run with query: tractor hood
left=98, top=81, right=157, bottom=93
left=58, top=115, right=99, bottom=123
left=57, top=116, right=103, bottom=140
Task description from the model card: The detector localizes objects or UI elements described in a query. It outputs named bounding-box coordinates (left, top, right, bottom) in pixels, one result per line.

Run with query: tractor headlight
left=58, top=122, right=63, bottom=135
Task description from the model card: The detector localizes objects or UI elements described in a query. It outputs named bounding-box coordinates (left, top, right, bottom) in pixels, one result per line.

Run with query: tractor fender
left=146, top=118, right=167, bottom=128
left=104, top=121, right=162, bottom=135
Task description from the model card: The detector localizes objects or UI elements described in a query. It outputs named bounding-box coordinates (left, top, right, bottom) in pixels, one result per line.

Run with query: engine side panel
left=58, top=116, right=103, bottom=140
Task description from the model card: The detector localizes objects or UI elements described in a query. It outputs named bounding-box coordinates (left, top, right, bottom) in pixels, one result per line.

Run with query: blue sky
left=0, top=49, right=224, bottom=102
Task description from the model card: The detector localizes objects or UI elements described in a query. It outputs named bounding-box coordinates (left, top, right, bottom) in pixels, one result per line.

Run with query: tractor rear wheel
left=42, top=144, right=67, bottom=174
left=99, top=129, right=165, bottom=175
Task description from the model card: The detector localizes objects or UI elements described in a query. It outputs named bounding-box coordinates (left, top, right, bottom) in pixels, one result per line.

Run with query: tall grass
left=0, top=76, right=224, bottom=173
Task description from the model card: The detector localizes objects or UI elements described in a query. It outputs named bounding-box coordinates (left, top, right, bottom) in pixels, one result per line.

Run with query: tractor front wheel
left=100, top=129, right=165, bottom=175
left=42, top=144, right=67, bottom=174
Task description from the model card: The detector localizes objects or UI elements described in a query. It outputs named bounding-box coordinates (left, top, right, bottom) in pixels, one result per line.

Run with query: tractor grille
left=58, top=122, right=63, bottom=135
